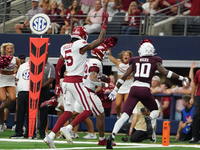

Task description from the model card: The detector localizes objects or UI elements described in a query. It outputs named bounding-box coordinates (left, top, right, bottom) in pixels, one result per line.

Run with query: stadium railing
left=0, top=0, right=199, bottom=36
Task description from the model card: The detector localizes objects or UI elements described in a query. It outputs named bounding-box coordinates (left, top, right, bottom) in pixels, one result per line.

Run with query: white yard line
left=0, top=138, right=200, bottom=149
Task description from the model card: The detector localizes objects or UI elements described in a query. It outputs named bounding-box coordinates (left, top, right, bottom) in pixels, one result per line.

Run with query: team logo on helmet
left=71, top=26, right=88, bottom=41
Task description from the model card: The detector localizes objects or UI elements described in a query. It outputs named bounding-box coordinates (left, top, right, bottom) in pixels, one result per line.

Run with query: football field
left=0, top=130, right=200, bottom=150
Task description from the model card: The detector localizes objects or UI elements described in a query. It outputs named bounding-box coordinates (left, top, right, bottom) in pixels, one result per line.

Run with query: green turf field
left=0, top=130, right=200, bottom=149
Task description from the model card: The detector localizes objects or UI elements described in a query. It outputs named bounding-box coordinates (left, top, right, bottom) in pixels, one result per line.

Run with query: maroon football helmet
left=91, top=43, right=109, bottom=61
left=71, top=26, right=88, bottom=41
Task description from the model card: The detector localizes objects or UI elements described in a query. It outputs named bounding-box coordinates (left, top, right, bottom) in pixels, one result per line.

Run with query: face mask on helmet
left=138, top=42, right=155, bottom=57
left=91, top=44, right=109, bottom=61
left=71, top=26, right=88, bottom=41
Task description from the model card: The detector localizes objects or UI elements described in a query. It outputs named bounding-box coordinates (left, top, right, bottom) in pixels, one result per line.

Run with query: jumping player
left=72, top=42, right=116, bottom=146
left=43, top=12, right=109, bottom=148
left=106, top=39, right=188, bottom=149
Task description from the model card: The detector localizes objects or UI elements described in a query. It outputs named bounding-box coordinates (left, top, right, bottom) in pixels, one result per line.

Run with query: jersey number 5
left=65, top=50, right=73, bottom=66
left=135, top=63, right=151, bottom=78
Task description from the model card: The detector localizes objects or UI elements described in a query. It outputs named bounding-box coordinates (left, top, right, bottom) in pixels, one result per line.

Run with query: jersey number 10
left=134, top=63, right=151, bottom=78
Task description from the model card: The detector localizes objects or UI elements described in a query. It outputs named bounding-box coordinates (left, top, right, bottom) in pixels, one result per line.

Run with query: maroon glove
left=102, top=11, right=109, bottom=25
left=54, top=84, right=63, bottom=97
left=40, top=96, right=59, bottom=108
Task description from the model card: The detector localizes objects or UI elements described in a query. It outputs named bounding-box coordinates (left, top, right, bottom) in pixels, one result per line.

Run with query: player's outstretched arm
left=55, top=55, right=64, bottom=97
left=81, top=12, right=109, bottom=54
left=90, top=71, right=108, bottom=88
left=156, top=62, right=188, bottom=85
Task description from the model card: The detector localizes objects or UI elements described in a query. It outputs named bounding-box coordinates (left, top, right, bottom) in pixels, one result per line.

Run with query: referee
left=10, top=61, right=30, bottom=138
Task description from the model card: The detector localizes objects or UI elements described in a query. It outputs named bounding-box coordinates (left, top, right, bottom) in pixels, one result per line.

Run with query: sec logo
left=22, top=69, right=30, bottom=80
left=30, top=13, right=51, bottom=35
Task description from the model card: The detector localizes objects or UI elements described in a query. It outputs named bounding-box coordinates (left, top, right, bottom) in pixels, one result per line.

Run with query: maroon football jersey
left=129, top=56, right=162, bottom=84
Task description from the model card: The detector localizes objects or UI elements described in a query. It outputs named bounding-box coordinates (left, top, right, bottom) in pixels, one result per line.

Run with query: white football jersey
left=60, top=39, right=88, bottom=76
left=83, top=58, right=102, bottom=92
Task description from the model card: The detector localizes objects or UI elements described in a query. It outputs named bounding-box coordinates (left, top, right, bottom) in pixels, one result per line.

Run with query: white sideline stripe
left=1, top=138, right=200, bottom=149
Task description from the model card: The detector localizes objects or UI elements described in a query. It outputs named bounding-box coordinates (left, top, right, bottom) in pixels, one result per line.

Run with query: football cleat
left=44, top=135, right=56, bottom=148
left=106, top=134, right=114, bottom=149
left=145, top=116, right=153, bottom=136
left=60, top=127, right=73, bottom=145
left=83, top=133, right=97, bottom=139
left=98, top=138, right=116, bottom=146
left=0, top=123, right=7, bottom=132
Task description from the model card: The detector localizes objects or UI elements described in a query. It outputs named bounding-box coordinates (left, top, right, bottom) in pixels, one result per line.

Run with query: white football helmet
left=138, top=42, right=155, bottom=57
left=91, top=43, right=109, bottom=61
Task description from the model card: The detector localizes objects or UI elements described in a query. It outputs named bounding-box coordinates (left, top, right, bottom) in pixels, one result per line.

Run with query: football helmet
left=71, top=26, right=88, bottom=41
left=91, top=43, right=109, bottom=61
left=138, top=42, right=155, bottom=57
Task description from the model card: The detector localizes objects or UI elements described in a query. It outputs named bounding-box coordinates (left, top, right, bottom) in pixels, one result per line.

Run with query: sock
left=66, top=124, right=73, bottom=131
left=4, top=120, right=7, bottom=124
left=52, top=111, right=72, bottom=134
left=71, top=110, right=92, bottom=127
left=112, top=113, right=129, bottom=137
left=49, top=132, right=55, bottom=139
left=99, top=136, right=105, bottom=141
left=14, top=121, right=16, bottom=125
left=150, top=110, right=159, bottom=120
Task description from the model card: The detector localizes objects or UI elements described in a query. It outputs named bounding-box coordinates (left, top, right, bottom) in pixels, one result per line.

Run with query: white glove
left=183, top=77, right=189, bottom=86
left=108, top=90, right=117, bottom=101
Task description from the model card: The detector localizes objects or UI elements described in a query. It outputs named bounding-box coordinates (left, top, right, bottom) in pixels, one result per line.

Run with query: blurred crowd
left=13, top=0, right=200, bottom=35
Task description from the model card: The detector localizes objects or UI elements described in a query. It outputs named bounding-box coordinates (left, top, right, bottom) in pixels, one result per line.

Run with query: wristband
left=178, top=76, right=184, bottom=81
left=118, top=79, right=125, bottom=85
left=167, top=71, right=173, bottom=78
left=130, top=128, right=133, bottom=130
left=114, top=86, right=118, bottom=92
left=56, top=102, right=61, bottom=109
left=101, top=25, right=107, bottom=30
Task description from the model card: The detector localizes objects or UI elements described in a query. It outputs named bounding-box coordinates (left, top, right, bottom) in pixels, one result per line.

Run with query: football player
left=106, top=39, right=189, bottom=149
left=43, top=11, right=109, bottom=148
left=42, top=40, right=117, bottom=146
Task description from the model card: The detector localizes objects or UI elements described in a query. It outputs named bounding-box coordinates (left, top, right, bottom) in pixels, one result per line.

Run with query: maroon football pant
left=123, top=86, right=158, bottom=116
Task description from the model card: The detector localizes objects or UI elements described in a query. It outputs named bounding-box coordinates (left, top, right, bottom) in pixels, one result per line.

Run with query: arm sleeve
left=89, top=66, right=99, bottom=74
left=129, top=57, right=135, bottom=65
left=55, top=58, right=64, bottom=84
